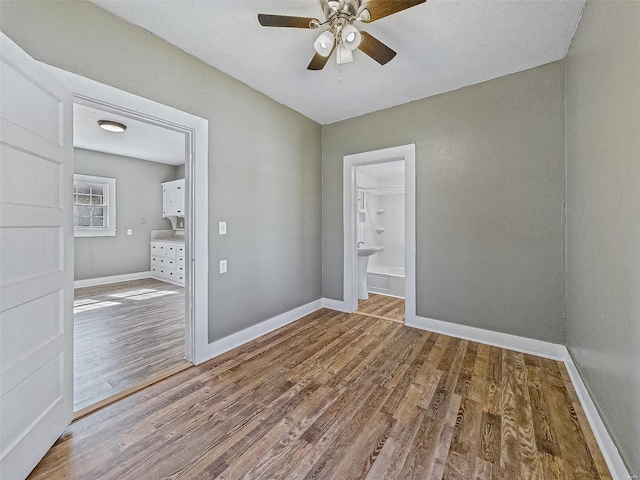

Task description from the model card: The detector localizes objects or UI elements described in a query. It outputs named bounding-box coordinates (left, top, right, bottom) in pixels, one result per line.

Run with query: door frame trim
left=41, top=64, right=209, bottom=364
left=342, top=144, right=416, bottom=323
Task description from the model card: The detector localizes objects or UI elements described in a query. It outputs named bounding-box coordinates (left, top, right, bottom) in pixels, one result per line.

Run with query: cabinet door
left=163, top=180, right=185, bottom=216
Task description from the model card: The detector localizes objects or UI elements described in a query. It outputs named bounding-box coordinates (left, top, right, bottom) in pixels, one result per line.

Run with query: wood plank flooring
left=358, top=293, right=405, bottom=323
left=32, top=308, right=611, bottom=479
left=74, top=278, right=186, bottom=411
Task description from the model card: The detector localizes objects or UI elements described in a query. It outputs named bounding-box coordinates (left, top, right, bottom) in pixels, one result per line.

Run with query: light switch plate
left=219, top=260, right=227, bottom=274
left=219, top=221, right=227, bottom=235
left=127, top=229, right=132, bottom=236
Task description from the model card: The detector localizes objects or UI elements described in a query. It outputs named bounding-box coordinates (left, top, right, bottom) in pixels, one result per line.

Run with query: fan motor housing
left=322, top=0, right=362, bottom=20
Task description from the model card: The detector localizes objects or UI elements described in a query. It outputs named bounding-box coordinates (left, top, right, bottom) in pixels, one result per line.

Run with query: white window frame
left=73, top=174, right=116, bottom=237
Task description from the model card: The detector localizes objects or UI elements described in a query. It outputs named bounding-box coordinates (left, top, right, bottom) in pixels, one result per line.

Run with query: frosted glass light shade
left=314, top=31, right=335, bottom=57
left=336, top=44, right=354, bottom=64
left=341, top=24, right=362, bottom=51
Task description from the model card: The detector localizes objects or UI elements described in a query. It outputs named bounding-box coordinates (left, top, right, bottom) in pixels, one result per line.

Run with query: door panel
left=0, top=32, right=73, bottom=480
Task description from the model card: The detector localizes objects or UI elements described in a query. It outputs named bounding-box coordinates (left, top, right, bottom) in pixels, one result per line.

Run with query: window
left=73, top=174, right=116, bottom=237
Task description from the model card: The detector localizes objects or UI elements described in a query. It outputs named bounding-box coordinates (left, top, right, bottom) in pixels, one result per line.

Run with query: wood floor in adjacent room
left=358, top=293, right=405, bottom=323
left=73, top=278, right=186, bottom=411
left=32, top=305, right=611, bottom=479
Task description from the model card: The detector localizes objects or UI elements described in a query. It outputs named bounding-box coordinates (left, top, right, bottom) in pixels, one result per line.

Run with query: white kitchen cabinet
left=150, top=240, right=185, bottom=286
left=162, top=179, right=185, bottom=230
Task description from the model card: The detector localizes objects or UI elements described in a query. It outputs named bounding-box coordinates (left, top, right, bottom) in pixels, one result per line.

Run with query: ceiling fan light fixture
left=97, top=120, right=127, bottom=133
left=336, top=43, right=354, bottom=64
left=314, top=31, right=335, bottom=57
left=341, top=24, right=362, bottom=50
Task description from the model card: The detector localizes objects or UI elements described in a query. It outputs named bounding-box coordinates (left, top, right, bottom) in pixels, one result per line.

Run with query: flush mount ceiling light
left=258, top=0, right=426, bottom=70
left=97, top=120, right=127, bottom=133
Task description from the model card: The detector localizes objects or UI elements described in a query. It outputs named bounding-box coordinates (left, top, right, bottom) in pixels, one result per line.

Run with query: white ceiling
left=74, top=103, right=186, bottom=165
left=358, top=160, right=405, bottom=186
left=90, top=0, right=585, bottom=125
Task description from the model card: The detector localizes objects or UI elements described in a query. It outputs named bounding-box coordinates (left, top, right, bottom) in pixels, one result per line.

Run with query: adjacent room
left=71, top=102, right=189, bottom=412
left=0, top=0, right=637, bottom=479
left=355, top=160, right=407, bottom=323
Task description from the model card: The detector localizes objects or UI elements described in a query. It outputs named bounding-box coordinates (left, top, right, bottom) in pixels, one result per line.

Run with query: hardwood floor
left=358, top=293, right=405, bottom=323
left=31, top=308, right=610, bottom=479
left=73, top=278, right=186, bottom=411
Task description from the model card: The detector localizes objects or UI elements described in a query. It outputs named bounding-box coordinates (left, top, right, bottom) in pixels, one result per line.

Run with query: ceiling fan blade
left=358, top=31, right=396, bottom=65
left=359, top=0, right=426, bottom=22
left=307, top=44, right=336, bottom=70
left=258, top=14, right=319, bottom=28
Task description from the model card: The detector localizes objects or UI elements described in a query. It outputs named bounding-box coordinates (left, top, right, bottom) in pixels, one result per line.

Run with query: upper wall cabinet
left=162, top=179, right=185, bottom=230
left=163, top=179, right=184, bottom=217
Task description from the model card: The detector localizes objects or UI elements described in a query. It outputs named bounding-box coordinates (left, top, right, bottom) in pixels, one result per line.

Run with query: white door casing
left=0, top=33, right=74, bottom=479
left=40, top=64, right=209, bottom=365
left=342, top=144, right=416, bottom=322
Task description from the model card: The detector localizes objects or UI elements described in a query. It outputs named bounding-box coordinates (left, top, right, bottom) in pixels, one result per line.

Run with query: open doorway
left=41, top=64, right=210, bottom=415
left=354, top=161, right=406, bottom=323
left=71, top=103, right=189, bottom=411
left=343, top=144, right=416, bottom=325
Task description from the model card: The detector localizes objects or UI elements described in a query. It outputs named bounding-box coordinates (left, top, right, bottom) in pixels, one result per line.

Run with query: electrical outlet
left=219, top=260, right=227, bottom=274
left=219, top=221, right=227, bottom=235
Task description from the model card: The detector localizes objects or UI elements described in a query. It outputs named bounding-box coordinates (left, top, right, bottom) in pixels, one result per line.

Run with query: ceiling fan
left=258, top=0, right=426, bottom=70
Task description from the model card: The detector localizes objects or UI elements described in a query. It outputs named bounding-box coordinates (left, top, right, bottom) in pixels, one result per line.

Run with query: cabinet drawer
left=151, top=256, right=160, bottom=266
left=177, top=265, right=185, bottom=274
left=177, top=245, right=185, bottom=256
left=177, top=256, right=185, bottom=267
left=157, top=268, right=168, bottom=279
left=165, top=244, right=177, bottom=258
left=155, top=257, right=169, bottom=267
left=177, top=274, right=185, bottom=284
left=151, top=266, right=159, bottom=275
left=166, top=258, right=176, bottom=269
left=167, top=269, right=177, bottom=281
left=151, top=242, right=167, bottom=257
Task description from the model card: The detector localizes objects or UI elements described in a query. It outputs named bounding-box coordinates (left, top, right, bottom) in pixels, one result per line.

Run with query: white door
left=0, top=33, right=74, bottom=479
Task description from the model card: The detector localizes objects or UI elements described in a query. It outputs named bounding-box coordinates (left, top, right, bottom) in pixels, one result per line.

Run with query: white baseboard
left=197, top=299, right=324, bottom=364
left=408, top=315, right=632, bottom=480
left=74, top=271, right=151, bottom=288
left=407, top=315, right=567, bottom=361
left=563, top=353, right=633, bottom=480
left=321, top=298, right=352, bottom=313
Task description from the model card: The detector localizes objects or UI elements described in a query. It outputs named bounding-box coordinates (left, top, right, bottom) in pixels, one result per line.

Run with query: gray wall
left=565, top=1, right=640, bottom=475
left=175, top=164, right=185, bottom=180
left=74, top=149, right=175, bottom=281
left=323, top=62, right=566, bottom=343
left=0, top=0, right=323, bottom=342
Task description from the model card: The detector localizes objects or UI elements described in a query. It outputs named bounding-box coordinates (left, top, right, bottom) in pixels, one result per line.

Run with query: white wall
left=356, top=166, right=405, bottom=271
left=377, top=192, right=405, bottom=270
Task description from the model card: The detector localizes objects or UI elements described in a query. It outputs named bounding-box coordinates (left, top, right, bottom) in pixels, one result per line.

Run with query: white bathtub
left=366, top=265, right=405, bottom=298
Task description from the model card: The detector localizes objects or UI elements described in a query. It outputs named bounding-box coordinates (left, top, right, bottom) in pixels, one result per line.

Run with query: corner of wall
left=561, top=55, right=569, bottom=346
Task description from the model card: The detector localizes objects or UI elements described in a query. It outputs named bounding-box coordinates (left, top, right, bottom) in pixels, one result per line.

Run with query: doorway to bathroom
left=356, top=161, right=406, bottom=323
left=342, top=144, right=416, bottom=324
